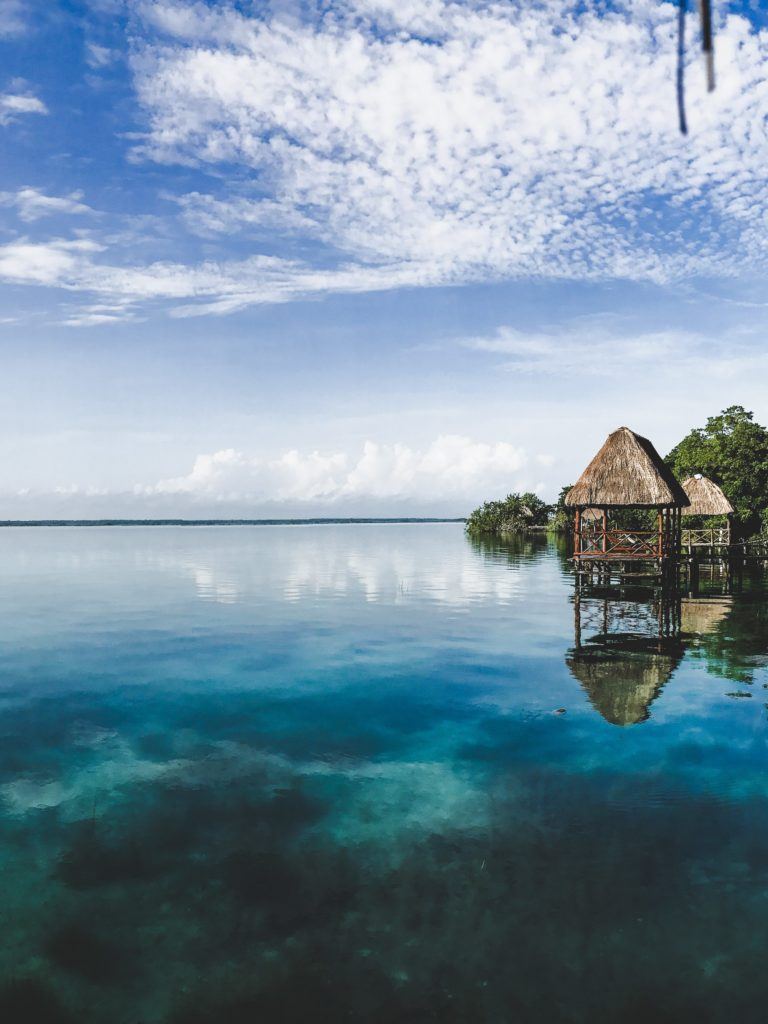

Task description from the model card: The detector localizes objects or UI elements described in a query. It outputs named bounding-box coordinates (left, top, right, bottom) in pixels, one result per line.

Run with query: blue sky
left=1, top=0, right=767, bottom=516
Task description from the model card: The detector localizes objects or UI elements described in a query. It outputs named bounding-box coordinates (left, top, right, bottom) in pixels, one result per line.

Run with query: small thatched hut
left=681, top=475, right=735, bottom=546
left=566, top=427, right=689, bottom=562
left=681, top=475, right=734, bottom=517
left=566, top=642, right=682, bottom=726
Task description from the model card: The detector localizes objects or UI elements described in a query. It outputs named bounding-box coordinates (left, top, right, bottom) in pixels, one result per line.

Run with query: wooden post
left=602, top=508, right=607, bottom=554
left=657, top=509, right=663, bottom=559
left=574, top=507, right=581, bottom=560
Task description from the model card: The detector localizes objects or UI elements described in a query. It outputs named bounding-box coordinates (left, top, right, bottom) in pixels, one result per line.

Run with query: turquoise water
left=1, top=525, right=767, bottom=1022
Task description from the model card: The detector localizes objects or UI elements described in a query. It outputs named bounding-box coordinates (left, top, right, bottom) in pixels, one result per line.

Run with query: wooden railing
left=578, top=529, right=663, bottom=558
left=682, top=527, right=730, bottom=547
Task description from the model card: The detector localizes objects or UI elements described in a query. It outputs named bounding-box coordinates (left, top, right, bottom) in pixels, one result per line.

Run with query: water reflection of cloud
left=189, top=565, right=240, bottom=604
left=0, top=526, right=541, bottom=619
left=123, top=526, right=527, bottom=609
left=281, top=540, right=524, bottom=607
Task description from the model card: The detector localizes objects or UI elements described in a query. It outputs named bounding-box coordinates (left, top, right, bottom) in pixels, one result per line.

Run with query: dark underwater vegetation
left=1, top=525, right=768, bottom=1022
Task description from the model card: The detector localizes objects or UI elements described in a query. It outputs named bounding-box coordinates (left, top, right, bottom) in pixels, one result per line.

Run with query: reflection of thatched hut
left=680, top=596, right=732, bottom=636
left=681, top=475, right=735, bottom=546
left=566, top=427, right=689, bottom=563
left=566, top=642, right=683, bottom=726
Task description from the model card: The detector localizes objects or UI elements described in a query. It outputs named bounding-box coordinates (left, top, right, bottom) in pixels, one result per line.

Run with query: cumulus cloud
left=0, top=89, right=48, bottom=126
left=142, top=436, right=530, bottom=503
left=0, top=187, right=94, bottom=222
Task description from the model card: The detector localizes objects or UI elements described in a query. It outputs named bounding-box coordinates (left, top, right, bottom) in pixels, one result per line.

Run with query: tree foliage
left=665, top=405, right=768, bottom=536
left=465, top=492, right=550, bottom=535
left=548, top=485, right=574, bottom=533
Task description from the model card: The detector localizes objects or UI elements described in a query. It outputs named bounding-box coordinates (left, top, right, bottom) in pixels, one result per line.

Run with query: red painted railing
left=578, top=529, right=663, bottom=558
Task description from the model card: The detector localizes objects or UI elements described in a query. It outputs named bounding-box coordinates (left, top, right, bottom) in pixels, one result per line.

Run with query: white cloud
left=142, top=435, right=529, bottom=503
left=0, top=238, right=104, bottom=286
left=85, top=42, right=115, bottom=69
left=0, top=236, right=448, bottom=316
left=127, top=0, right=768, bottom=295
left=462, top=321, right=768, bottom=380
left=0, top=0, right=26, bottom=38
left=3, top=2, right=768, bottom=321
left=172, top=191, right=317, bottom=236
left=0, top=187, right=94, bottom=222
left=0, top=90, right=48, bottom=126
left=60, top=302, right=142, bottom=327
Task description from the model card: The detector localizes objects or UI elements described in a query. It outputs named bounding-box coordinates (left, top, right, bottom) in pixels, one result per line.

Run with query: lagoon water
left=1, top=524, right=768, bottom=1022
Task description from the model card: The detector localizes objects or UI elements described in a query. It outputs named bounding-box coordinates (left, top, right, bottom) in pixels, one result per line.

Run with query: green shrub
left=465, top=492, right=551, bottom=535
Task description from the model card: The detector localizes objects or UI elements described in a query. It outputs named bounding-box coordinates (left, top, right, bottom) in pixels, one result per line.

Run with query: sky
left=1, top=0, right=767, bottom=518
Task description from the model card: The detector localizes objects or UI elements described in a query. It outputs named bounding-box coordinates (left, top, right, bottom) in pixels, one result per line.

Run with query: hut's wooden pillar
left=574, top=507, right=581, bottom=560
left=601, top=508, right=607, bottom=554
left=657, top=509, right=663, bottom=559
left=674, top=508, right=679, bottom=566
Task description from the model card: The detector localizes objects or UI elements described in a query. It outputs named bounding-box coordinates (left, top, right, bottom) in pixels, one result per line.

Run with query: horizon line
left=0, top=517, right=468, bottom=528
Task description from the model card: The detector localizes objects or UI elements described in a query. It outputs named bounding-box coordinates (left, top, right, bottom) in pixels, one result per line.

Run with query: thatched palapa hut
left=681, top=475, right=734, bottom=517
left=681, top=474, right=735, bottom=547
left=565, top=427, right=689, bottom=563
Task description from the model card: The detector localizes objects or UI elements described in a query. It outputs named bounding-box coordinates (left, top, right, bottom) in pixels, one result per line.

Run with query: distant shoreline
left=0, top=518, right=467, bottom=527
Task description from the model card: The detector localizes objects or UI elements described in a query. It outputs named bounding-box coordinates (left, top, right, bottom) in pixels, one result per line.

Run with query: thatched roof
left=566, top=642, right=682, bottom=725
left=681, top=475, right=734, bottom=516
left=565, top=427, right=690, bottom=508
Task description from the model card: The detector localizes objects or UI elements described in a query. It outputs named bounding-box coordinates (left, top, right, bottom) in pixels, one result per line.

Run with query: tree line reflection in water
left=469, top=532, right=768, bottom=727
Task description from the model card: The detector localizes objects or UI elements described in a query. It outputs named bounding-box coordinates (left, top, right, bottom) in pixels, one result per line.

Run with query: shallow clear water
left=1, top=524, right=767, bottom=1023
